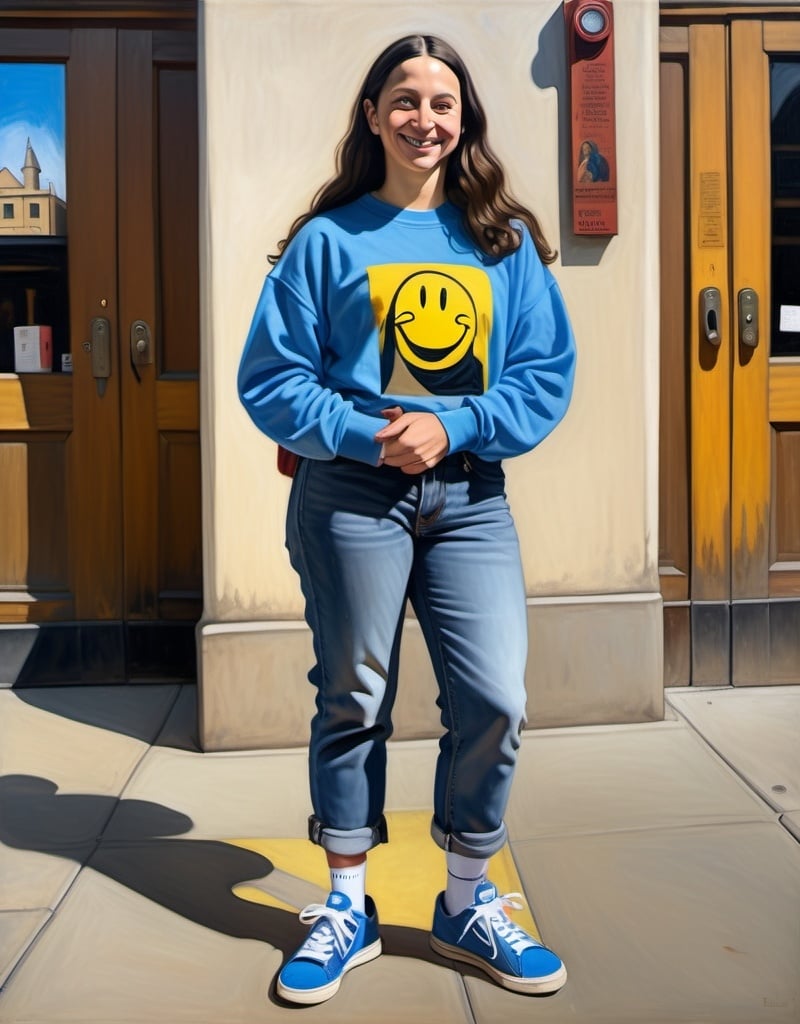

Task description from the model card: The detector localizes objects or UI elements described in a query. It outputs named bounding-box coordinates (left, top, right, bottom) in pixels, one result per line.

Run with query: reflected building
left=0, top=138, right=66, bottom=235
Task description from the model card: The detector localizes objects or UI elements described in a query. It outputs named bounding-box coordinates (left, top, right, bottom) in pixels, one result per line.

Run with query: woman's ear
left=363, top=98, right=380, bottom=135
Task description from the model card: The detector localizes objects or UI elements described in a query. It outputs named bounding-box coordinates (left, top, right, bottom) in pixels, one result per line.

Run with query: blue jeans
left=286, top=453, right=528, bottom=859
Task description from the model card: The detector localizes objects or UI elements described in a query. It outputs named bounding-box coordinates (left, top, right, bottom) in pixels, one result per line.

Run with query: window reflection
left=0, top=136, right=66, bottom=235
left=0, top=63, right=68, bottom=373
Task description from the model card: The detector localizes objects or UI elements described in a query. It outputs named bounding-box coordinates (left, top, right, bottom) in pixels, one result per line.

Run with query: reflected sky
left=0, top=63, right=66, bottom=199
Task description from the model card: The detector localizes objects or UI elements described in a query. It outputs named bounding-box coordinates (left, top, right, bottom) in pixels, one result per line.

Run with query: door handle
left=130, top=319, right=154, bottom=367
left=87, top=316, right=111, bottom=397
left=738, top=288, right=759, bottom=348
left=700, top=287, right=722, bottom=346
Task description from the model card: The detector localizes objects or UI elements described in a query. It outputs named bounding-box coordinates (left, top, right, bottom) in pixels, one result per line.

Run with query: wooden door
left=117, top=28, right=201, bottom=676
left=0, top=12, right=200, bottom=684
left=659, top=15, right=800, bottom=686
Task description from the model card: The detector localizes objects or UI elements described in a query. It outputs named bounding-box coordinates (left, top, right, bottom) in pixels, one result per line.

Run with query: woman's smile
left=400, top=134, right=443, bottom=149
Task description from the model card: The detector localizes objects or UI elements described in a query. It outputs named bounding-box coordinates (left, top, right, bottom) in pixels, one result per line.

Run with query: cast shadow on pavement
left=0, top=773, right=447, bottom=1001
left=13, top=685, right=200, bottom=750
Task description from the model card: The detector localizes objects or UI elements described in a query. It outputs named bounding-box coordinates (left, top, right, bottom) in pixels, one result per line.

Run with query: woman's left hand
left=375, top=408, right=450, bottom=474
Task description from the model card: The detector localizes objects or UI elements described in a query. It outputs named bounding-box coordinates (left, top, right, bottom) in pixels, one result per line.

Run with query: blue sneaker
left=430, top=881, right=567, bottom=995
left=276, top=891, right=381, bottom=1005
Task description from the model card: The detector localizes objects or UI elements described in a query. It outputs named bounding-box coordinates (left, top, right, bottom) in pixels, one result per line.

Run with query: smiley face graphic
left=393, top=271, right=477, bottom=371
left=370, top=266, right=492, bottom=397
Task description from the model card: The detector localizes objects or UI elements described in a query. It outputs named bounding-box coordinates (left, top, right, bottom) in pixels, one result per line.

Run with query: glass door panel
left=771, top=61, right=800, bottom=357
left=0, top=62, right=68, bottom=374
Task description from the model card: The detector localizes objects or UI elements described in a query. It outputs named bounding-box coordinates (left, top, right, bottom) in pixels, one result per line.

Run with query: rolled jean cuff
left=308, top=814, right=389, bottom=855
left=430, top=818, right=508, bottom=858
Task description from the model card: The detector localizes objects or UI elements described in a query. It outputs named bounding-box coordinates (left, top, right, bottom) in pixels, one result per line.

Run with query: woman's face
left=364, top=56, right=462, bottom=184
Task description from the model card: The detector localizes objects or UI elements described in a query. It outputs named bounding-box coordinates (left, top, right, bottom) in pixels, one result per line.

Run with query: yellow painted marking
left=229, top=810, right=539, bottom=938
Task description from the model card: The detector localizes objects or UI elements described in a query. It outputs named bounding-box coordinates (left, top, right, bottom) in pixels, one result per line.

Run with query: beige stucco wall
left=198, top=0, right=663, bottom=748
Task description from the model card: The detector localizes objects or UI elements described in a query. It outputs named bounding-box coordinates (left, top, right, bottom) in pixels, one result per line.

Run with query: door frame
left=0, top=3, right=200, bottom=685
left=659, top=6, right=800, bottom=686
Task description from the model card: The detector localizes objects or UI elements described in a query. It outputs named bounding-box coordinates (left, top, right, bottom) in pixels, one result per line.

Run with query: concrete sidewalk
left=0, top=683, right=798, bottom=1023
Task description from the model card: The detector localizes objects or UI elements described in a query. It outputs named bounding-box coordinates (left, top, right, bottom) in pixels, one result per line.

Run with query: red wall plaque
left=565, top=0, right=618, bottom=236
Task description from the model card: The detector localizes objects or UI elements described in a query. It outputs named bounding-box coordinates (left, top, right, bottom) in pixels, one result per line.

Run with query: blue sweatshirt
left=238, top=194, right=575, bottom=465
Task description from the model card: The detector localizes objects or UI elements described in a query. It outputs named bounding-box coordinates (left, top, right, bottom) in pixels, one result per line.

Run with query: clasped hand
left=374, top=406, right=449, bottom=475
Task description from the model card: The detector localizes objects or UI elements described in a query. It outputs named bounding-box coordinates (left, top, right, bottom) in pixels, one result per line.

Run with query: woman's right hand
left=375, top=408, right=450, bottom=474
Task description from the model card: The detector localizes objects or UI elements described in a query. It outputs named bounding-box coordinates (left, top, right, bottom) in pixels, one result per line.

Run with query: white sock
left=329, top=861, right=367, bottom=913
left=444, top=853, right=489, bottom=916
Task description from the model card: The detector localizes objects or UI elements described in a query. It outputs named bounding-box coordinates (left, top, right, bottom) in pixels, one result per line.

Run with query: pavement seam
left=509, top=814, right=783, bottom=845
left=0, top=686, right=183, bottom=999
left=665, top=697, right=798, bottom=832
left=105, top=685, right=185, bottom=808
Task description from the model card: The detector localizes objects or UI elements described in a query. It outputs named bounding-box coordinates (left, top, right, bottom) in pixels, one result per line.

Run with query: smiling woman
left=237, top=33, right=576, bottom=1007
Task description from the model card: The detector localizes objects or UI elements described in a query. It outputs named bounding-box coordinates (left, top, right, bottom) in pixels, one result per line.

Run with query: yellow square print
left=230, top=810, right=539, bottom=938
left=367, top=263, right=493, bottom=397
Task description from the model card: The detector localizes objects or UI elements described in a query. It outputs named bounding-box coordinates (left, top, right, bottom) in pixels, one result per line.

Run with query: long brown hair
left=269, top=34, right=556, bottom=265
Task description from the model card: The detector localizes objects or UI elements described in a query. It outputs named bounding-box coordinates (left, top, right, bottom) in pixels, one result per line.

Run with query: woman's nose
left=415, top=102, right=435, bottom=127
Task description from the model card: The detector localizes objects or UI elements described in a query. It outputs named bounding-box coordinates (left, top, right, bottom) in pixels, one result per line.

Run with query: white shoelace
left=458, top=892, right=538, bottom=961
left=295, top=903, right=357, bottom=965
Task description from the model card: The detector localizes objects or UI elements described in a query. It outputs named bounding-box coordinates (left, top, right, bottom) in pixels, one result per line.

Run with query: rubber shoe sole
left=276, top=937, right=382, bottom=1005
left=430, top=934, right=567, bottom=995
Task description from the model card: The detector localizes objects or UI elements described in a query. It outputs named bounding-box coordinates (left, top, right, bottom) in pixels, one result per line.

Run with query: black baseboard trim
left=1, top=621, right=197, bottom=687
left=690, top=602, right=730, bottom=686
left=680, top=599, right=800, bottom=686
left=732, top=599, right=800, bottom=685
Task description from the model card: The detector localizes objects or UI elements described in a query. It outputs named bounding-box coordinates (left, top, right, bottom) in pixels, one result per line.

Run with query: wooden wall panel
left=688, top=24, right=731, bottom=602
left=0, top=436, right=71, bottom=614
left=67, top=28, right=123, bottom=620
left=157, top=66, right=199, bottom=376
left=731, top=19, right=771, bottom=599
left=118, top=29, right=158, bottom=620
left=763, top=22, right=800, bottom=52
left=118, top=29, right=200, bottom=626
left=663, top=604, right=691, bottom=688
left=158, top=430, right=201, bottom=615
left=769, top=363, right=800, bottom=421
left=25, top=436, right=69, bottom=590
left=0, top=442, right=28, bottom=585
left=773, top=429, right=800, bottom=563
left=0, top=377, right=72, bottom=430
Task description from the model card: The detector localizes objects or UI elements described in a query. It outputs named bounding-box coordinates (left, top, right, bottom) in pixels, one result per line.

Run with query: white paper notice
left=779, top=305, right=800, bottom=332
